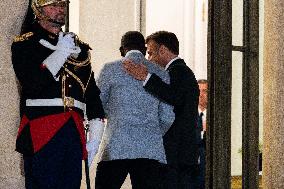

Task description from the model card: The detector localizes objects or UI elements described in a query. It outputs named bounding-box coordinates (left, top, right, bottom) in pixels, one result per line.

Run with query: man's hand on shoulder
left=123, top=59, right=148, bottom=81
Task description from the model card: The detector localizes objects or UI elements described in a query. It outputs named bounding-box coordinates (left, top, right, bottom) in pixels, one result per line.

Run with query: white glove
left=40, top=32, right=81, bottom=53
left=40, top=32, right=81, bottom=79
left=86, top=118, right=105, bottom=167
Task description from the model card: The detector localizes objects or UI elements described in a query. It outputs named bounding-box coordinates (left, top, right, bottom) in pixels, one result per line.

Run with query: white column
left=263, top=0, right=284, bottom=188
left=0, top=0, right=28, bottom=188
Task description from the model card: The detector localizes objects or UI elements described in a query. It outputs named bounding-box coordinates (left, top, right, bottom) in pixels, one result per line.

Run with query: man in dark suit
left=197, top=79, right=208, bottom=189
left=123, top=31, right=200, bottom=188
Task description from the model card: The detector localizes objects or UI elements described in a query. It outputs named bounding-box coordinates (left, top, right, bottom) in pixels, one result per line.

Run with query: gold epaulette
left=13, top=32, right=34, bottom=42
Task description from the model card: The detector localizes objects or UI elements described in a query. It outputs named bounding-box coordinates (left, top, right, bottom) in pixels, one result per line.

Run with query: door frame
left=207, top=0, right=259, bottom=188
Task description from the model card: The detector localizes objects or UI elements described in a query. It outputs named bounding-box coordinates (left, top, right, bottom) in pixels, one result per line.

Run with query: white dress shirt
left=198, top=108, right=207, bottom=139
left=143, top=57, right=181, bottom=86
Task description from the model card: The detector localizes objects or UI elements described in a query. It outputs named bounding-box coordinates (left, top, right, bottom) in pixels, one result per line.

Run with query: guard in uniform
left=11, top=0, right=105, bottom=188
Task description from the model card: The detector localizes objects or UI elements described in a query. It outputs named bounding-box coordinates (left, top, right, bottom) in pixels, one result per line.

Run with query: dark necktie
left=198, top=112, right=204, bottom=130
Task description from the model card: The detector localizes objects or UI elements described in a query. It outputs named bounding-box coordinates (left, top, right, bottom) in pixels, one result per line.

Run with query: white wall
left=70, top=0, right=138, bottom=79
left=194, top=0, right=208, bottom=80
left=146, top=0, right=190, bottom=64
left=146, top=0, right=208, bottom=79
left=69, top=0, right=79, bottom=34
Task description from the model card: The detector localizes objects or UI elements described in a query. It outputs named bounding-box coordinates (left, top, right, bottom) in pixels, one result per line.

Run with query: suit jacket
left=97, top=50, right=175, bottom=164
left=144, top=58, right=200, bottom=170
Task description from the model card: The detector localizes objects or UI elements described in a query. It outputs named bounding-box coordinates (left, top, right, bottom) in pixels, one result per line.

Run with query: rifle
left=84, top=121, right=91, bottom=189
left=65, top=0, right=70, bottom=32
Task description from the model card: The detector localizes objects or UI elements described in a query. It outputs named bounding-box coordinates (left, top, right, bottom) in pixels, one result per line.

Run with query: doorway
left=145, top=0, right=262, bottom=188
left=207, top=0, right=262, bottom=188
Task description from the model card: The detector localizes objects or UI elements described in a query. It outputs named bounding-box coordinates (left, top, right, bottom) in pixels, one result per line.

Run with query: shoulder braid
left=13, top=32, right=34, bottom=42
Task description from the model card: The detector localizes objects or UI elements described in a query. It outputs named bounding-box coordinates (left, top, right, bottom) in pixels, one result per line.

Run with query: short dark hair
left=120, top=31, right=146, bottom=56
left=145, top=31, right=179, bottom=55
left=197, top=79, right=208, bottom=84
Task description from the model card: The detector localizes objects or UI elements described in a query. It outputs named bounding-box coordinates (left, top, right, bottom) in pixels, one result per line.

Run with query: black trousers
left=197, top=147, right=205, bottom=189
left=161, top=165, right=198, bottom=189
left=95, top=159, right=169, bottom=189
left=23, top=120, right=82, bottom=189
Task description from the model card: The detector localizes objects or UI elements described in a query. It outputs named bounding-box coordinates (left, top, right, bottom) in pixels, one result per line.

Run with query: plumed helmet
left=32, top=0, right=67, bottom=7
left=31, top=0, right=67, bottom=17
left=31, top=0, right=67, bottom=25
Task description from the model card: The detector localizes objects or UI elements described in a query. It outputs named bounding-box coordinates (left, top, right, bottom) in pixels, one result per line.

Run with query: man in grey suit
left=90, top=31, right=175, bottom=189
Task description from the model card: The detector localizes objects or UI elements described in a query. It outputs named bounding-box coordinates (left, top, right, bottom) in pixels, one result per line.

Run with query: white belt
left=26, top=98, right=86, bottom=112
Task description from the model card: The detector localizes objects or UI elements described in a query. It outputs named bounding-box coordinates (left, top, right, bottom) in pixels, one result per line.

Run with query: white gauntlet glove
left=40, top=32, right=81, bottom=80
left=86, top=118, right=105, bottom=167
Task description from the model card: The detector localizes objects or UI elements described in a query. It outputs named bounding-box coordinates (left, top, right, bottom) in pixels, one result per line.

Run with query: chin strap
left=32, top=3, right=65, bottom=27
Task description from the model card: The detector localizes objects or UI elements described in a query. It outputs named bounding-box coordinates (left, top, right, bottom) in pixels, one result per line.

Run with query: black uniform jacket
left=11, top=23, right=105, bottom=156
left=144, top=58, right=200, bottom=171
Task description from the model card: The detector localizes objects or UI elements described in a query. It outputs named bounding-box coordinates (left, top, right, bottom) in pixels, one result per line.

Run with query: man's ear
left=119, top=46, right=126, bottom=57
left=159, top=45, right=167, bottom=55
